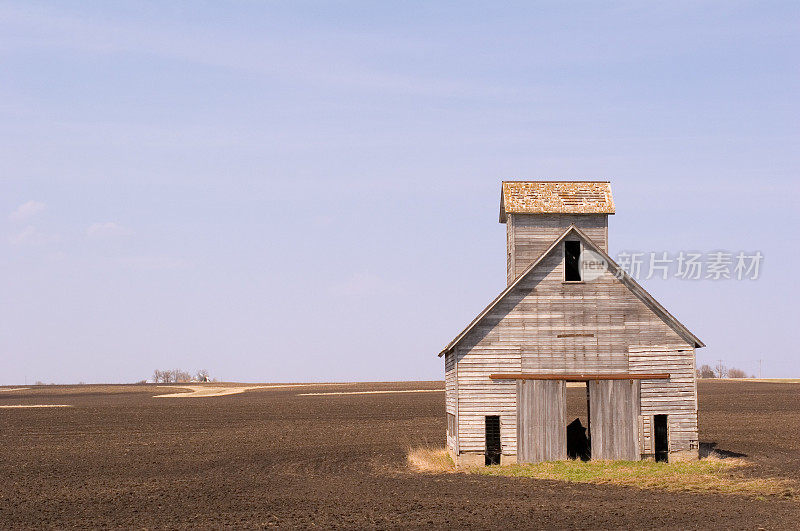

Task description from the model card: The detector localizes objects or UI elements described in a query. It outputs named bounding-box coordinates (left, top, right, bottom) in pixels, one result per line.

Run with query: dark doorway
left=485, top=416, right=501, bottom=465
left=567, top=418, right=591, bottom=460
left=654, top=414, right=668, bottom=462
left=566, top=382, right=591, bottom=460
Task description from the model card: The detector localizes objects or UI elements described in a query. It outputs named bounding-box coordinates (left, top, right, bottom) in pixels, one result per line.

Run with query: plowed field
left=1, top=380, right=798, bottom=528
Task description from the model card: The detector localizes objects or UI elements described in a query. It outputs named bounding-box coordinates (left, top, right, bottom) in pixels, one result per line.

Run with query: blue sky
left=1, top=1, right=798, bottom=384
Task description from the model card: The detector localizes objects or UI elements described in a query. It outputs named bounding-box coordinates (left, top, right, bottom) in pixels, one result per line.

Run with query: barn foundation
left=453, top=451, right=517, bottom=468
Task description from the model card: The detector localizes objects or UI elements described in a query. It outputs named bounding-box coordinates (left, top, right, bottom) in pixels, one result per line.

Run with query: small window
left=447, top=413, right=455, bottom=436
left=565, top=241, right=581, bottom=281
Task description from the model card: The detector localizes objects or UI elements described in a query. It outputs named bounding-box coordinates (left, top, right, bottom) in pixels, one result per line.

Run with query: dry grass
left=406, top=446, right=456, bottom=472
left=406, top=447, right=794, bottom=498
left=478, top=458, right=794, bottom=497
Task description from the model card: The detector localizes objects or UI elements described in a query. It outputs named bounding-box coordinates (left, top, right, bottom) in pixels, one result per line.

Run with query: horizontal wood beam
left=489, top=373, right=670, bottom=381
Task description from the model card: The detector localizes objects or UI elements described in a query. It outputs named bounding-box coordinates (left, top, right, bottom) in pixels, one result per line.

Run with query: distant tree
left=714, top=361, right=727, bottom=379
left=152, top=369, right=175, bottom=383
left=152, top=368, right=194, bottom=383
left=196, top=369, right=210, bottom=382
left=172, top=369, right=192, bottom=383
left=35, top=380, right=44, bottom=386
left=727, top=367, right=747, bottom=378
left=699, top=364, right=715, bottom=379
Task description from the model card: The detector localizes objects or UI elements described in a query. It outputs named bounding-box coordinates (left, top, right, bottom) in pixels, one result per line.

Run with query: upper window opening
left=565, top=241, right=581, bottom=281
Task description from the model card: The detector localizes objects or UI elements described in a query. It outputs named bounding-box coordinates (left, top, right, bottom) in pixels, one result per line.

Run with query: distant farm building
left=440, top=181, right=704, bottom=466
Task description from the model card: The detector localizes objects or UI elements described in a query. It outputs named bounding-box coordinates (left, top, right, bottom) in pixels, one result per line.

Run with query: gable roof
left=500, top=181, right=615, bottom=222
left=438, top=225, right=704, bottom=356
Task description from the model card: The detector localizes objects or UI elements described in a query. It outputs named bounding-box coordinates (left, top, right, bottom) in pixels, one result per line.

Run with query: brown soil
left=1, top=380, right=798, bottom=529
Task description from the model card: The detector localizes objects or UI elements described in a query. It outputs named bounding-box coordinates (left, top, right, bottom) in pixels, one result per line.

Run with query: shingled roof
left=500, top=181, right=615, bottom=222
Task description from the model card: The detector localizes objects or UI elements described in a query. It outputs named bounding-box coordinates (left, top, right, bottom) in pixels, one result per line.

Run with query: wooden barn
left=440, top=181, right=704, bottom=466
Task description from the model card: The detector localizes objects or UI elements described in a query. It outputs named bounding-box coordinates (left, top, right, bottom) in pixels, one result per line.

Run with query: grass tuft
left=407, top=446, right=456, bottom=472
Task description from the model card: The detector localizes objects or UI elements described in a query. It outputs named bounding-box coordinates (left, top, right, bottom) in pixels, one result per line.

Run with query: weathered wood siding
left=506, top=213, right=608, bottom=283
left=454, top=346, right=519, bottom=455
left=445, top=351, right=458, bottom=452
left=639, top=414, right=653, bottom=455
left=589, top=379, right=640, bottom=460
left=514, top=239, right=690, bottom=373
left=517, top=379, right=566, bottom=462
left=629, top=345, right=698, bottom=455
left=454, top=230, right=694, bottom=459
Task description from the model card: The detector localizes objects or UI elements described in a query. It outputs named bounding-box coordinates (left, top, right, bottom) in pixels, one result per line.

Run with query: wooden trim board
left=490, top=373, right=670, bottom=381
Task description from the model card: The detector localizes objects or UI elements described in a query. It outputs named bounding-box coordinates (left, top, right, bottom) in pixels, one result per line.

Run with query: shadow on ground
left=700, top=441, right=747, bottom=459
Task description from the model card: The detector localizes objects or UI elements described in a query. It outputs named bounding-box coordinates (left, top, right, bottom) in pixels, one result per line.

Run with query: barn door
left=516, top=379, right=566, bottom=463
left=589, top=379, right=640, bottom=460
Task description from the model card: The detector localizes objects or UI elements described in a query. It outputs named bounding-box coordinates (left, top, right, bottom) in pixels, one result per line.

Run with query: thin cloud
left=0, top=3, right=513, bottom=100
left=9, top=201, right=46, bottom=222
left=9, top=225, right=49, bottom=245
left=86, top=222, right=133, bottom=239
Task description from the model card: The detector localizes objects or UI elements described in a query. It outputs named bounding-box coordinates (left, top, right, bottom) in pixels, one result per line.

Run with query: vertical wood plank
left=589, top=379, right=639, bottom=460
left=517, top=379, right=566, bottom=462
